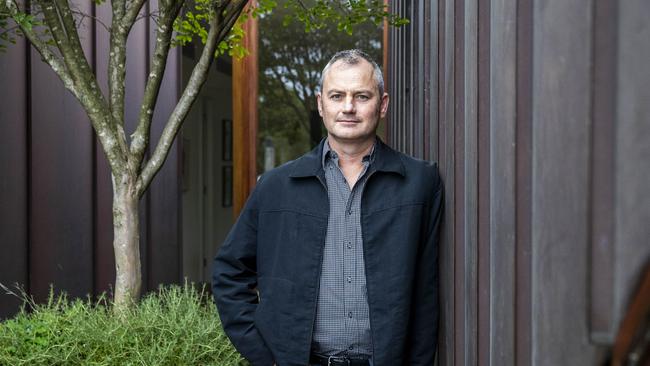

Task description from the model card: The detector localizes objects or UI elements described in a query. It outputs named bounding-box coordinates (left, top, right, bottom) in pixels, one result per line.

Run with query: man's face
left=317, top=60, right=389, bottom=144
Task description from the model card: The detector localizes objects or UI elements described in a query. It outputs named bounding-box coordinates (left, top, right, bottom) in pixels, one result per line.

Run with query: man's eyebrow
left=326, top=89, right=375, bottom=95
left=353, top=89, right=374, bottom=94
left=326, top=89, right=344, bottom=95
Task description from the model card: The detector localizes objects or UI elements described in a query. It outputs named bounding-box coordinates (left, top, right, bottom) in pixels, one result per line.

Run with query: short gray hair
left=319, top=49, right=385, bottom=96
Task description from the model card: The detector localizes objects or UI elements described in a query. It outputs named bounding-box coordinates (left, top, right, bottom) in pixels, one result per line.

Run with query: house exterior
left=1, top=0, right=649, bottom=364
left=385, top=0, right=650, bottom=364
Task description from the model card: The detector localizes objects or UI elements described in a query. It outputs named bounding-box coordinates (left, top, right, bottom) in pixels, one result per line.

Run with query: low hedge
left=0, top=283, right=245, bottom=365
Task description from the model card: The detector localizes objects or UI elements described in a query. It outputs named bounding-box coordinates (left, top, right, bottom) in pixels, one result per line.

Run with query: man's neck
left=327, top=136, right=376, bottom=169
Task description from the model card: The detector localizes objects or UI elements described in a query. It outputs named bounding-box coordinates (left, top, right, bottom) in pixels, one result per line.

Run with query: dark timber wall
left=386, top=0, right=650, bottom=364
left=0, top=1, right=182, bottom=318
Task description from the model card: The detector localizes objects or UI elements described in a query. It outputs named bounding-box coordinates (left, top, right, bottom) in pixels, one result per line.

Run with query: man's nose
left=342, top=96, right=355, bottom=113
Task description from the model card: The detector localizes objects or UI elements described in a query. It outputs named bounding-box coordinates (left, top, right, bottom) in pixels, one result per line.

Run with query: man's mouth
left=337, top=120, right=361, bottom=123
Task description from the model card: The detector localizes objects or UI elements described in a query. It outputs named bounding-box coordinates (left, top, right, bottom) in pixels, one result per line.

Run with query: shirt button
left=347, top=276, right=352, bottom=283
left=347, top=242, right=352, bottom=249
left=348, top=312, right=353, bottom=318
left=349, top=345, right=354, bottom=350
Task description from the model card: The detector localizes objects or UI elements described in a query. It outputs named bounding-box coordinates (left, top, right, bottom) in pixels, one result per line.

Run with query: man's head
left=317, top=49, right=389, bottom=145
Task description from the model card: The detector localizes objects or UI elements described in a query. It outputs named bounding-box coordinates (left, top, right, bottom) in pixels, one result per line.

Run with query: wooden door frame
left=232, top=12, right=258, bottom=218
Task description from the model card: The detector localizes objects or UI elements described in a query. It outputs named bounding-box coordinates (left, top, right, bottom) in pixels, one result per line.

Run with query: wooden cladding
left=386, top=0, right=650, bottom=364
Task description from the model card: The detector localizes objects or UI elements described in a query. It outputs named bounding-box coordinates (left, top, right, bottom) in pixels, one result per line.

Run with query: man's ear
left=379, top=93, right=390, bottom=118
left=317, top=93, right=324, bottom=117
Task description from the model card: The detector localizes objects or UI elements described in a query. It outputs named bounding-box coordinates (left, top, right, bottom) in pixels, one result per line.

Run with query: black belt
left=309, top=353, right=370, bottom=366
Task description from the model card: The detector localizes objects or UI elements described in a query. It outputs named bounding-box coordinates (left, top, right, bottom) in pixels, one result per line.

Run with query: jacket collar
left=289, top=137, right=405, bottom=178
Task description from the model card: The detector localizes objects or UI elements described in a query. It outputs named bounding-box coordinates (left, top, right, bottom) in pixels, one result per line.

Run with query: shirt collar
left=289, top=137, right=404, bottom=178
left=321, top=138, right=377, bottom=169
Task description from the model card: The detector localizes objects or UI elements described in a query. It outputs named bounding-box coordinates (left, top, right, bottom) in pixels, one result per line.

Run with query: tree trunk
left=111, top=173, right=142, bottom=310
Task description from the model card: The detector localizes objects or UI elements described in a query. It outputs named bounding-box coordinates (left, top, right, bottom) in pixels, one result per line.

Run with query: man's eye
left=356, top=95, right=370, bottom=101
left=330, top=94, right=342, bottom=101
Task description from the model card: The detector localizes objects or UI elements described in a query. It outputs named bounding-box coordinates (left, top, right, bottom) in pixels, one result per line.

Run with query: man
left=213, top=49, right=443, bottom=366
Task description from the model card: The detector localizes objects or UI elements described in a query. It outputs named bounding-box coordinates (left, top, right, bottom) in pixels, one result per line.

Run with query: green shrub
left=0, top=283, right=246, bottom=365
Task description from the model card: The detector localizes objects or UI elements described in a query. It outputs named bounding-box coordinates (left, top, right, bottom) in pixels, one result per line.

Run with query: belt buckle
left=327, top=355, right=351, bottom=366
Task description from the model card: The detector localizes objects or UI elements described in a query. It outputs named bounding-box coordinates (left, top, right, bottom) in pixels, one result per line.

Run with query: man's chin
left=328, top=131, right=376, bottom=143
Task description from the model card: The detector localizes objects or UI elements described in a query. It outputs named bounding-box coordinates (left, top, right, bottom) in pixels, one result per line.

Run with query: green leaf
left=13, top=12, right=36, bottom=31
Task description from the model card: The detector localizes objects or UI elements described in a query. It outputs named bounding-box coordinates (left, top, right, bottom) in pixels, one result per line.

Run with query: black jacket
left=212, top=139, right=443, bottom=366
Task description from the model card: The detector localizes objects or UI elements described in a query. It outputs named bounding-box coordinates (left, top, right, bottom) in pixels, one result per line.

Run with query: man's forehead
left=323, top=59, right=377, bottom=90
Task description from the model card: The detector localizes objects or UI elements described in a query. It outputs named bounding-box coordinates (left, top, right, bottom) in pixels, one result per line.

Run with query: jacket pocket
left=255, top=276, right=296, bottom=354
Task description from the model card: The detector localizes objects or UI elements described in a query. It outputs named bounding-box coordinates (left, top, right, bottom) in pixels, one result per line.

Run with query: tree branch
left=112, top=0, right=126, bottom=20
left=52, top=0, right=105, bottom=100
left=107, top=0, right=131, bottom=161
left=4, top=0, right=75, bottom=90
left=49, top=0, right=128, bottom=171
left=0, top=24, right=20, bottom=38
left=295, top=0, right=308, bottom=12
left=8, top=0, right=127, bottom=174
left=69, top=9, right=109, bottom=32
left=121, top=0, right=147, bottom=31
left=38, top=0, right=79, bottom=80
left=128, top=0, right=182, bottom=171
left=136, top=0, right=248, bottom=196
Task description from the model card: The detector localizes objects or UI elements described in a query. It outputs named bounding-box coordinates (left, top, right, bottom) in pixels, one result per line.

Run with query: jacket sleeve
left=406, top=165, right=444, bottom=365
left=212, top=186, right=274, bottom=365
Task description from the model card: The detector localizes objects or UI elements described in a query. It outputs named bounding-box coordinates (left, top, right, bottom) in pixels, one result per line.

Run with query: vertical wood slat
left=401, top=7, right=405, bottom=152
left=439, top=0, right=456, bottom=364
left=453, top=0, right=466, bottom=365
left=385, top=1, right=390, bottom=141
left=392, top=2, right=400, bottom=148
left=415, top=0, right=425, bottom=159
left=589, top=0, right=617, bottom=343
left=476, top=0, right=491, bottom=365
left=430, top=1, right=439, bottom=164
left=409, top=0, right=418, bottom=150
left=462, top=0, right=479, bottom=364
left=612, top=0, right=650, bottom=345
left=412, top=1, right=421, bottom=158
left=404, top=0, right=408, bottom=153
left=515, top=0, right=533, bottom=363
left=489, top=0, right=517, bottom=364
left=394, top=0, right=400, bottom=150
left=423, top=0, right=437, bottom=163
left=29, top=0, right=94, bottom=302
left=232, top=15, right=259, bottom=218
left=0, top=33, right=29, bottom=318
left=385, top=0, right=392, bottom=143
left=531, top=0, right=597, bottom=364
left=382, top=0, right=389, bottom=143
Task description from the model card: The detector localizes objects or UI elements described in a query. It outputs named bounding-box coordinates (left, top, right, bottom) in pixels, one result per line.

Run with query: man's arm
left=406, top=166, right=444, bottom=365
left=212, top=186, right=274, bottom=365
